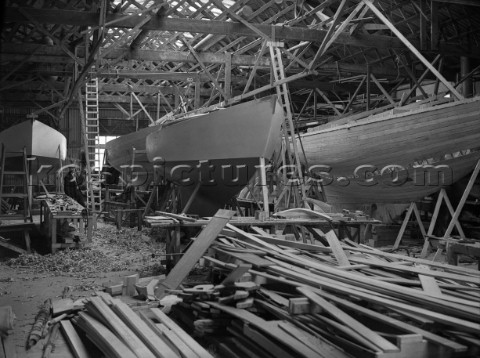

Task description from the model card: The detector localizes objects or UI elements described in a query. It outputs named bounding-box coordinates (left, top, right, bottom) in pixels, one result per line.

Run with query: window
left=96, top=136, right=118, bottom=170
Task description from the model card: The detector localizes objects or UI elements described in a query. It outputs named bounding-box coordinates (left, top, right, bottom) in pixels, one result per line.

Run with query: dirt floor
left=0, top=219, right=170, bottom=357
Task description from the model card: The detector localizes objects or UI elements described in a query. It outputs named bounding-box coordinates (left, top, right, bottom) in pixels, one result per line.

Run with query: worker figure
left=64, top=167, right=86, bottom=207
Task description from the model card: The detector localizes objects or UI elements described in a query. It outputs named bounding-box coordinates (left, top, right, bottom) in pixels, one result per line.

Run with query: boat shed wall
left=60, top=106, right=154, bottom=165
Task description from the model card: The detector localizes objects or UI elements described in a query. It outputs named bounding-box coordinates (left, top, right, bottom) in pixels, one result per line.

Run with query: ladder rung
left=2, top=171, right=27, bottom=175
left=1, top=193, right=28, bottom=198
left=3, top=151, right=25, bottom=155
left=0, top=214, right=29, bottom=220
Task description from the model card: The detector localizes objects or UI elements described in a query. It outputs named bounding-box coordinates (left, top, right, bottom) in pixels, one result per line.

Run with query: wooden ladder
left=268, top=41, right=309, bottom=209
left=84, top=74, right=103, bottom=214
left=0, top=144, right=32, bottom=222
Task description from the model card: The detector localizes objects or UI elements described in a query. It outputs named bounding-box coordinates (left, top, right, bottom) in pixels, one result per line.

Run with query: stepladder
left=0, top=144, right=32, bottom=222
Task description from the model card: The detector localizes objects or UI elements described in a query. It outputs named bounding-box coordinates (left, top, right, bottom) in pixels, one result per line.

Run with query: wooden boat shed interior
left=1, top=1, right=480, bottom=358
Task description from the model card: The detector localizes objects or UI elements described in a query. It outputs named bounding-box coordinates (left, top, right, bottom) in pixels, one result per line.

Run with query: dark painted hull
left=147, top=96, right=284, bottom=216
left=104, top=125, right=158, bottom=186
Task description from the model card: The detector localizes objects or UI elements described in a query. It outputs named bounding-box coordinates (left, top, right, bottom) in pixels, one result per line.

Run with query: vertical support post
left=460, top=56, right=473, bottom=98
left=174, top=87, right=180, bottom=109
left=130, top=184, right=136, bottom=228
left=419, top=0, right=428, bottom=50
left=194, top=78, right=201, bottom=109
left=224, top=51, right=232, bottom=100
left=431, top=0, right=439, bottom=50
left=259, top=157, right=270, bottom=217
left=366, top=64, right=371, bottom=110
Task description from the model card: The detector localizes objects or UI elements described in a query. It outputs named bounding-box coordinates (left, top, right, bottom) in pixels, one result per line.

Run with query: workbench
left=145, top=213, right=378, bottom=271
left=39, top=195, right=93, bottom=253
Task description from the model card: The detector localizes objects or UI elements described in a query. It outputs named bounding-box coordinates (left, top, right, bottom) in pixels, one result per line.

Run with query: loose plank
left=60, top=320, right=91, bottom=358
left=297, top=287, right=399, bottom=353
left=155, top=209, right=235, bottom=299
left=207, top=301, right=327, bottom=358
left=110, top=300, right=180, bottom=358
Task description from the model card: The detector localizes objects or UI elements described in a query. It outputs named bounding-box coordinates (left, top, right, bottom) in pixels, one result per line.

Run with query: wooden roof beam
left=4, top=7, right=405, bottom=49
left=363, top=0, right=464, bottom=100
left=432, top=0, right=480, bottom=6
left=0, top=42, right=271, bottom=67
left=6, top=6, right=479, bottom=59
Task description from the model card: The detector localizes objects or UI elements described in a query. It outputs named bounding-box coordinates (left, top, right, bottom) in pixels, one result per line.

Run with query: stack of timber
left=150, top=211, right=479, bottom=358
left=29, top=292, right=214, bottom=358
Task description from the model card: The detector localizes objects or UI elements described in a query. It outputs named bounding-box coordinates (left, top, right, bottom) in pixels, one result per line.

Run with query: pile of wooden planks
left=29, top=210, right=479, bottom=358
left=66, top=293, right=214, bottom=358
left=153, top=213, right=480, bottom=358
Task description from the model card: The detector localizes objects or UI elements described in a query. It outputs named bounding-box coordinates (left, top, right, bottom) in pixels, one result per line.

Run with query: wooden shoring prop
left=392, top=201, right=426, bottom=250
left=420, top=188, right=466, bottom=258
left=442, top=159, right=480, bottom=239
left=259, top=157, right=270, bottom=217
left=180, top=182, right=201, bottom=215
